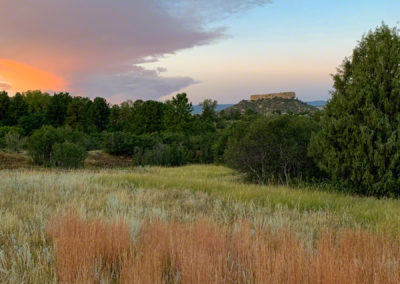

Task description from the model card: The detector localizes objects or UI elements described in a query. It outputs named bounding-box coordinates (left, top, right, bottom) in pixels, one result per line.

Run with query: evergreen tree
left=200, top=99, right=218, bottom=122
left=0, top=91, right=10, bottom=125
left=23, top=90, right=51, bottom=115
left=7, top=93, right=28, bottom=125
left=88, top=97, right=110, bottom=131
left=46, top=92, right=73, bottom=127
left=108, top=104, right=122, bottom=131
left=310, top=24, right=400, bottom=196
left=164, top=93, right=193, bottom=132
left=66, top=97, right=92, bottom=131
left=132, top=100, right=165, bottom=134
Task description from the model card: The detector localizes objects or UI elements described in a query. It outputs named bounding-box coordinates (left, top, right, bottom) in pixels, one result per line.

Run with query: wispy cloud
left=0, top=82, right=12, bottom=91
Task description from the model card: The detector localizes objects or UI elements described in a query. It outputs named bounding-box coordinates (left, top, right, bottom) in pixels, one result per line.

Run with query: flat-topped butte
left=250, top=92, right=296, bottom=101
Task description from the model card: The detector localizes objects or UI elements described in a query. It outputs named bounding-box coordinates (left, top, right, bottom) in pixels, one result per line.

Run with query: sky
left=0, top=0, right=399, bottom=104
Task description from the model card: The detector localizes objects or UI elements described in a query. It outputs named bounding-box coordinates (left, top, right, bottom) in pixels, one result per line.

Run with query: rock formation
left=250, top=92, right=296, bottom=101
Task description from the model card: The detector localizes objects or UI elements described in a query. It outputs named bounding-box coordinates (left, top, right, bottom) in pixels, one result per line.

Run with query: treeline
left=0, top=91, right=228, bottom=165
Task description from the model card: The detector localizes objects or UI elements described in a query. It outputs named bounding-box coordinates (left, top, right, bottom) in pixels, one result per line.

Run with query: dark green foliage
left=200, top=99, right=217, bottom=122
left=55, top=127, right=88, bottom=149
left=7, top=93, right=28, bottom=125
left=28, top=126, right=63, bottom=165
left=18, top=114, right=45, bottom=136
left=108, top=104, right=122, bottom=131
left=225, top=115, right=320, bottom=184
left=0, top=126, right=24, bottom=138
left=164, top=93, right=193, bottom=132
left=27, top=126, right=87, bottom=165
left=103, top=131, right=135, bottom=156
left=50, top=142, right=87, bottom=169
left=66, top=97, right=93, bottom=131
left=89, top=97, right=110, bottom=131
left=213, top=120, right=251, bottom=163
left=0, top=126, right=25, bottom=149
left=3, top=131, right=26, bottom=153
left=0, top=91, right=10, bottom=124
left=23, top=90, right=51, bottom=115
left=131, top=100, right=165, bottom=134
left=309, top=24, right=400, bottom=197
left=46, top=92, right=73, bottom=127
left=132, top=142, right=188, bottom=167
left=188, top=133, right=216, bottom=163
left=84, top=132, right=104, bottom=151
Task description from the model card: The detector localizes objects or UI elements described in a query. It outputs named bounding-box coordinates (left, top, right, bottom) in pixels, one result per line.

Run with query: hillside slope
left=223, top=98, right=318, bottom=115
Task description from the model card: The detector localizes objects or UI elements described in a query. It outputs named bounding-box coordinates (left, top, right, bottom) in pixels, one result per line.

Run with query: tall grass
left=47, top=214, right=400, bottom=284
left=47, top=213, right=131, bottom=283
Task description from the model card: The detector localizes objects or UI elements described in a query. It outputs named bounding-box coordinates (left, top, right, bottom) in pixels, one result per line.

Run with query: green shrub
left=50, top=142, right=87, bottom=169
left=0, top=126, right=25, bottom=149
left=84, top=132, right=103, bottom=151
left=17, top=114, right=45, bottom=136
left=225, top=115, right=320, bottom=184
left=56, top=127, right=87, bottom=148
left=188, top=134, right=216, bottom=163
left=0, top=126, right=24, bottom=138
left=4, top=132, right=26, bottom=153
left=132, top=142, right=188, bottom=167
left=27, top=126, right=63, bottom=165
left=103, top=131, right=135, bottom=156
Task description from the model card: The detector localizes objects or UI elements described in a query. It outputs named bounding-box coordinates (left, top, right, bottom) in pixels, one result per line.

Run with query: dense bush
left=225, top=115, right=320, bottom=184
left=309, top=24, right=400, bottom=197
left=0, top=126, right=25, bottom=149
left=27, top=126, right=63, bottom=165
left=212, top=120, right=253, bottom=163
left=103, top=132, right=135, bottom=156
left=132, top=142, right=188, bottom=167
left=4, top=132, right=26, bottom=153
left=50, top=142, right=88, bottom=169
left=188, top=134, right=216, bottom=164
left=27, top=126, right=87, bottom=166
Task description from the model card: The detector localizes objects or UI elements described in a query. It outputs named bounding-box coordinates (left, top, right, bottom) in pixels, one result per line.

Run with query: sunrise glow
left=0, top=59, right=66, bottom=94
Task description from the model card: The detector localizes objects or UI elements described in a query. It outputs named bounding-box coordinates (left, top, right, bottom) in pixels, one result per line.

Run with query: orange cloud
left=0, top=59, right=67, bottom=93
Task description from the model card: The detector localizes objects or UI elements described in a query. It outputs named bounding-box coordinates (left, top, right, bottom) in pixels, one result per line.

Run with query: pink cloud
left=0, top=82, right=12, bottom=91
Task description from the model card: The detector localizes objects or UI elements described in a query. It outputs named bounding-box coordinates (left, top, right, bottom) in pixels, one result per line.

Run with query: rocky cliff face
left=250, top=92, right=296, bottom=101
left=222, top=98, right=317, bottom=116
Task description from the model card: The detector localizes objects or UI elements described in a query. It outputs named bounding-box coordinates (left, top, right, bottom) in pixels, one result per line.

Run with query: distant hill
left=192, top=104, right=233, bottom=114
left=221, top=98, right=318, bottom=115
left=191, top=100, right=325, bottom=114
left=306, top=100, right=327, bottom=107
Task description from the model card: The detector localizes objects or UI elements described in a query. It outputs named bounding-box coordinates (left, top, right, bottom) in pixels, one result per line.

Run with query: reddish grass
left=48, top=214, right=400, bottom=284
left=46, top=212, right=131, bottom=283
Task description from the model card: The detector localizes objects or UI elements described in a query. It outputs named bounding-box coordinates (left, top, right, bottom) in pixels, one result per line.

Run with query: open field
left=1, top=165, right=400, bottom=283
